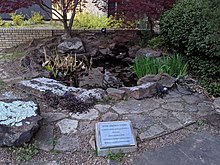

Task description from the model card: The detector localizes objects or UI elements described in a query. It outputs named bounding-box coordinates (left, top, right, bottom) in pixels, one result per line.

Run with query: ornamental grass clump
left=132, top=54, right=188, bottom=79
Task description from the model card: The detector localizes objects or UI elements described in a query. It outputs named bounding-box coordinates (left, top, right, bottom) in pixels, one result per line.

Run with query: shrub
left=160, top=0, right=220, bottom=96
left=160, top=0, right=220, bottom=58
left=28, top=12, right=44, bottom=25
left=132, top=54, right=188, bottom=79
left=73, top=13, right=122, bottom=29
left=147, top=36, right=166, bottom=49
left=10, top=13, right=24, bottom=26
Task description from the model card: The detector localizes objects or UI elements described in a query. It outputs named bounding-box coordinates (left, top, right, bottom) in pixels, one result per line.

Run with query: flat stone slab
left=160, top=117, right=183, bottom=131
left=133, top=131, right=220, bottom=165
left=71, top=109, right=99, bottom=120
left=41, top=112, right=68, bottom=124
left=112, top=99, right=160, bottom=114
left=54, top=135, right=79, bottom=152
left=96, top=121, right=137, bottom=156
left=139, top=124, right=166, bottom=141
left=56, top=119, right=78, bottom=134
left=94, top=104, right=111, bottom=113
left=161, top=102, right=184, bottom=111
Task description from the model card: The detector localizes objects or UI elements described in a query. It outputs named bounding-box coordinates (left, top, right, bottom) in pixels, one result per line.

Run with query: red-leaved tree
left=0, top=0, right=87, bottom=38
left=94, top=0, right=176, bottom=32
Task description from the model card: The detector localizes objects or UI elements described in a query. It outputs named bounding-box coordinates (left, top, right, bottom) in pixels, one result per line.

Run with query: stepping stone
left=182, top=95, right=200, bottom=104
left=56, top=119, right=78, bottom=134
left=149, top=108, right=168, bottom=117
left=160, top=117, right=183, bottom=131
left=213, top=97, right=220, bottom=113
left=112, top=99, right=160, bottom=114
left=172, top=112, right=194, bottom=125
left=101, top=112, right=119, bottom=121
left=94, top=104, right=111, bottom=113
left=162, top=102, right=184, bottom=111
left=54, top=135, right=79, bottom=151
left=197, top=102, right=215, bottom=117
left=139, top=124, right=166, bottom=141
left=71, top=109, right=99, bottom=120
left=122, top=114, right=154, bottom=129
left=42, top=113, right=68, bottom=124
left=78, top=121, right=97, bottom=134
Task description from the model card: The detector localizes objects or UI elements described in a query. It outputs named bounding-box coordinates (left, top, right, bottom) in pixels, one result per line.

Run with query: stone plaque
left=96, top=121, right=137, bottom=156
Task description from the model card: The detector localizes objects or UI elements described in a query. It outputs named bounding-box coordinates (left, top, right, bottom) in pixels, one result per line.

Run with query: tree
left=94, top=0, right=176, bottom=33
left=0, top=0, right=87, bottom=38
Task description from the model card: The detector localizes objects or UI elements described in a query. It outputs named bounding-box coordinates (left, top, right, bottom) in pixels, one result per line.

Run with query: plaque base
left=95, top=121, right=137, bottom=156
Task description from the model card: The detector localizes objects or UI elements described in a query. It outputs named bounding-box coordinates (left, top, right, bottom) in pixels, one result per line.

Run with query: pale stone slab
left=94, top=104, right=111, bottom=113
left=56, top=119, right=78, bottom=134
left=149, top=108, right=168, bottom=117
left=160, top=117, right=183, bottom=131
left=139, top=124, right=165, bottom=141
left=96, top=121, right=137, bottom=156
left=162, top=102, right=184, bottom=111
left=71, top=109, right=99, bottom=120
left=54, top=135, right=79, bottom=151
left=101, top=112, right=119, bottom=121
left=172, top=112, right=194, bottom=125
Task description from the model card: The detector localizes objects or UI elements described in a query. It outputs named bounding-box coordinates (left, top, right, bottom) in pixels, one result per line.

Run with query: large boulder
left=57, top=37, right=86, bottom=54
left=0, top=99, right=42, bottom=147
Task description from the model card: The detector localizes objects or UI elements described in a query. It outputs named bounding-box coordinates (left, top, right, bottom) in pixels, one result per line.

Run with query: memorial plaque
left=96, top=121, right=137, bottom=156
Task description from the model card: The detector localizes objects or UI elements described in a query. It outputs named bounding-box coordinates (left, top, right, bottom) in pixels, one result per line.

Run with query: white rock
left=56, top=119, right=78, bottom=134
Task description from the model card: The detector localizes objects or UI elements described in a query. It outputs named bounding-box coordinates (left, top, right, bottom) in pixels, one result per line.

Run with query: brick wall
left=0, top=28, right=141, bottom=51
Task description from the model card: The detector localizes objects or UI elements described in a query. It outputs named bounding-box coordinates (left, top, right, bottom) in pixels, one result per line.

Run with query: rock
left=41, top=113, right=68, bottom=124
left=112, top=99, right=160, bottom=114
left=71, top=109, right=99, bottom=120
left=214, top=97, right=220, bottom=113
left=89, top=135, right=96, bottom=150
left=54, top=135, right=79, bottom=151
left=35, top=125, right=54, bottom=151
left=160, top=117, right=183, bottom=131
left=128, top=45, right=141, bottom=58
left=139, top=124, right=165, bottom=141
left=56, top=119, right=78, bottom=134
left=182, top=95, right=200, bottom=105
left=172, top=112, right=193, bottom=125
left=101, top=112, right=119, bottom=121
left=197, top=102, right=215, bottom=117
left=136, top=48, right=162, bottom=58
left=94, top=104, right=111, bottom=113
left=122, top=114, right=154, bottom=129
left=137, top=73, right=176, bottom=88
left=0, top=100, right=42, bottom=147
left=121, top=82, right=157, bottom=99
left=77, top=88, right=106, bottom=104
left=161, top=102, right=184, bottom=111
left=78, top=121, right=96, bottom=134
left=106, top=88, right=125, bottom=100
left=57, top=37, right=85, bottom=54
left=20, top=77, right=106, bottom=104
left=78, top=67, right=104, bottom=88
left=104, top=70, right=123, bottom=88
left=149, top=108, right=168, bottom=117
left=0, top=92, right=18, bottom=100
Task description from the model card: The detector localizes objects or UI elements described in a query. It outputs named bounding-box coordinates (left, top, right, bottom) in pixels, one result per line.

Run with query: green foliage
left=189, top=56, right=220, bottom=96
left=28, top=12, right=44, bottom=25
left=0, top=79, right=4, bottom=88
left=0, top=17, right=4, bottom=26
left=106, top=150, right=124, bottom=162
left=160, top=0, right=220, bottom=58
left=147, top=36, right=166, bottom=49
left=160, top=0, right=220, bottom=96
left=132, top=54, right=188, bottom=79
left=73, top=13, right=122, bottom=29
left=4, top=22, right=13, bottom=28
left=10, top=144, right=38, bottom=162
left=10, top=13, right=24, bottom=26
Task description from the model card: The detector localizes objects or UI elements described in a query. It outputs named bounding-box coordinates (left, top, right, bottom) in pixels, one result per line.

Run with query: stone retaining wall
left=0, top=28, right=142, bottom=51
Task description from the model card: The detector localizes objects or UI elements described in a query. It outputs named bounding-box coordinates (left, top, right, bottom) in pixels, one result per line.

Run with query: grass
left=0, top=51, right=26, bottom=61
left=132, top=54, right=188, bottom=79
left=106, top=150, right=124, bottom=162
left=9, top=144, right=38, bottom=162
